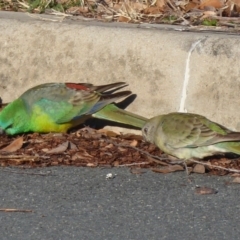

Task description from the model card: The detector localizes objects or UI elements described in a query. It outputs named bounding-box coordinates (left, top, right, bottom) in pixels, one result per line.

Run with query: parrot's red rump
left=66, top=83, right=90, bottom=91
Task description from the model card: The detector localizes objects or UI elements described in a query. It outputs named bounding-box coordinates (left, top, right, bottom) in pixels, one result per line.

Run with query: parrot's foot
left=182, top=160, right=190, bottom=175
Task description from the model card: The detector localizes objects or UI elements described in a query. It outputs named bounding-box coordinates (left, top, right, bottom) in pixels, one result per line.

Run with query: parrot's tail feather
left=93, top=104, right=148, bottom=129
left=77, top=82, right=128, bottom=93
left=217, top=142, right=240, bottom=155
left=93, top=82, right=128, bottom=93
left=88, top=91, right=132, bottom=115
left=101, top=90, right=132, bottom=101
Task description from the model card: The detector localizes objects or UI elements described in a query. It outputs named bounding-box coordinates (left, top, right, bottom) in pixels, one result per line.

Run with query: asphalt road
left=0, top=166, right=239, bottom=240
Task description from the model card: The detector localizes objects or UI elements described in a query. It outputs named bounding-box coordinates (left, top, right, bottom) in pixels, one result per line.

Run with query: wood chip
left=0, top=137, right=24, bottom=153
left=195, top=186, right=218, bottom=195
left=193, top=164, right=205, bottom=174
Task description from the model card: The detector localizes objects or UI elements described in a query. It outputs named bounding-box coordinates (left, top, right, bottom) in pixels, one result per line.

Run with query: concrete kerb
left=0, top=11, right=240, bottom=132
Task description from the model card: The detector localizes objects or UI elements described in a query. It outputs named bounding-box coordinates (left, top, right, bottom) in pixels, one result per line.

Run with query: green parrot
left=142, top=112, right=240, bottom=160
left=0, top=82, right=147, bottom=135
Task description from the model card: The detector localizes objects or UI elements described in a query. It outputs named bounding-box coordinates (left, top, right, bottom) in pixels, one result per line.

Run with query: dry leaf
left=86, top=163, right=97, bottom=167
left=130, top=140, right=138, bottom=147
left=195, top=186, right=218, bottom=195
left=156, top=0, right=166, bottom=9
left=45, top=141, right=69, bottom=154
left=231, top=173, right=240, bottom=177
left=0, top=137, right=24, bottom=153
left=118, top=16, right=130, bottom=22
left=232, top=177, right=240, bottom=183
left=71, top=151, right=93, bottom=160
left=185, top=2, right=199, bottom=12
left=151, top=165, right=184, bottom=174
left=121, top=133, right=143, bottom=141
left=104, top=143, right=114, bottom=149
left=217, top=158, right=232, bottom=164
left=199, top=0, right=224, bottom=9
left=193, top=164, right=205, bottom=174
left=201, top=10, right=217, bottom=19
left=97, top=129, right=120, bottom=137
left=66, top=6, right=89, bottom=14
left=69, top=141, right=78, bottom=150
left=142, top=6, right=163, bottom=14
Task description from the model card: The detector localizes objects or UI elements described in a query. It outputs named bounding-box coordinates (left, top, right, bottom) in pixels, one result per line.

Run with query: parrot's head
left=0, top=101, right=17, bottom=135
left=142, top=117, right=160, bottom=144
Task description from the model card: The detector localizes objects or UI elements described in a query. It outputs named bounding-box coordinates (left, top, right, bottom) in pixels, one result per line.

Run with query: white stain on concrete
left=178, top=37, right=207, bottom=113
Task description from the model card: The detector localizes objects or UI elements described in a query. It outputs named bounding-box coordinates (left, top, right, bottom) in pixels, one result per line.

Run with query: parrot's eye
left=143, top=127, right=148, bottom=135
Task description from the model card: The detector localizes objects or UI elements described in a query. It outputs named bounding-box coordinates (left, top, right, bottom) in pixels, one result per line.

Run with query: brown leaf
left=0, top=137, right=24, bottom=153
left=199, top=0, right=224, bottom=9
left=142, top=6, right=164, bottom=14
left=225, top=0, right=240, bottom=16
left=121, top=133, right=143, bottom=141
left=232, top=177, right=240, bottom=183
left=66, top=6, right=89, bottom=14
left=69, top=141, right=78, bottom=150
left=156, top=0, right=166, bottom=9
left=130, top=140, right=138, bottom=147
left=118, top=16, right=130, bottom=22
left=45, top=141, right=69, bottom=154
left=195, top=186, right=218, bottom=195
left=185, top=2, right=199, bottom=12
left=71, top=151, right=93, bottom=160
left=193, top=164, right=205, bottom=174
left=86, top=163, right=97, bottom=167
left=217, top=158, right=232, bottom=164
left=97, top=129, right=120, bottom=137
left=231, top=173, right=240, bottom=177
left=151, top=165, right=184, bottom=174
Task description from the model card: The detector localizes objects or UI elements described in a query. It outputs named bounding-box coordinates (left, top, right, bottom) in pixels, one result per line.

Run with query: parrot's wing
left=20, top=82, right=131, bottom=124
left=161, top=113, right=240, bottom=148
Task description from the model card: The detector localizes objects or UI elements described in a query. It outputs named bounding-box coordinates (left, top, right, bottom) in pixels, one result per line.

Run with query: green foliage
left=27, top=0, right=84, bottom=13
left=202, top=19, right=218, bottom=26
left=162, top=15, right=178, bottom=24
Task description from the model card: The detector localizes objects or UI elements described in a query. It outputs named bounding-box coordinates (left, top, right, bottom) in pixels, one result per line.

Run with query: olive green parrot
left=142, top=112, right=240, bottom=160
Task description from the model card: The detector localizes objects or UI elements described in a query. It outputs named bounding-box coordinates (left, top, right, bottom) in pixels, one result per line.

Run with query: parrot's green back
left=142, top=112, right=240, bottom=160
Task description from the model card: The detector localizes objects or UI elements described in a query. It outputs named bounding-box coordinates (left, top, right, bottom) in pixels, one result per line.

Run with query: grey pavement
left=0, top=166, right=239, bottom=240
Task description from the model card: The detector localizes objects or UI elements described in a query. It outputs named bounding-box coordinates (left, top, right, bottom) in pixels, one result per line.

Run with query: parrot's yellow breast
left=30, top=106, right=72, bottom=133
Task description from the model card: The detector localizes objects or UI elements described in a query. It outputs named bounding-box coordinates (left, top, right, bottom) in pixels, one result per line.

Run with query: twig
left=0, top=208, right=33, bottom=212
left=105, top=138, right=240, bottom=174
left=118, top=162, right=150, bottom=167
left=190, top=159, right=240, bottom=174
left=104, top=139, right=169, bottom=161
left=0, top=155, right=38, bottom=162
left=1, top=169, right=54, bottom=176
